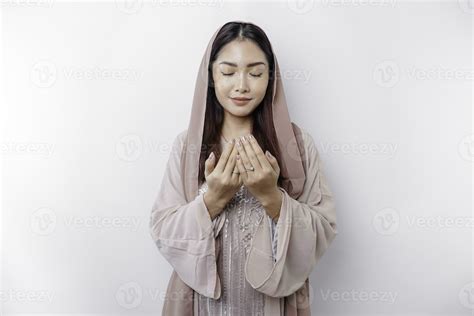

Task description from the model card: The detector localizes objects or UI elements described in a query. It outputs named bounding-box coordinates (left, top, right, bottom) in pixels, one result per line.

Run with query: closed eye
left=221, top=72, right=263, bottom=78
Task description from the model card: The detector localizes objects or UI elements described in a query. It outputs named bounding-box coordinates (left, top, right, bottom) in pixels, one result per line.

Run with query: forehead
left=215, top=39, right=267, bottom=66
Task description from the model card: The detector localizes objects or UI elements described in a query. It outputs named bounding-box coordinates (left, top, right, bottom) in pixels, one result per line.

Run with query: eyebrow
left=219, top=61, right=266, bottom=68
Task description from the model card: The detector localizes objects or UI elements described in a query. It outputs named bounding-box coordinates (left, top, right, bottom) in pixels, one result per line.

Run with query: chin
left=227, top=104, right=254, bottom=116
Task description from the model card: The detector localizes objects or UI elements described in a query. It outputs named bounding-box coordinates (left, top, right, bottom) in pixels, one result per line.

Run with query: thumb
left=205, top=152, right=215, bottom=177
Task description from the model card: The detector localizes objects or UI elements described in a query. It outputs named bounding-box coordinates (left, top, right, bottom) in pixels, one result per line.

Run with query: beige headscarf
left=182, top=21, right=306, bottom=202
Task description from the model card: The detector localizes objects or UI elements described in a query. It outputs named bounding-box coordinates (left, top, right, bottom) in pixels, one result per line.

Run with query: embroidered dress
left=150, top=126, right=339, bottom=315
left=196, top=181, right=278, bottom=316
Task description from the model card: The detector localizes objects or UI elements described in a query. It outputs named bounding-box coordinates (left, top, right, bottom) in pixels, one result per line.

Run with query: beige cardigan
left=150, top=126, right=338, bottom=315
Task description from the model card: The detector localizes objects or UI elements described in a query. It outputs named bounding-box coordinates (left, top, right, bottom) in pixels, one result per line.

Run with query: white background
left=1, top=0, right=472, bottom=315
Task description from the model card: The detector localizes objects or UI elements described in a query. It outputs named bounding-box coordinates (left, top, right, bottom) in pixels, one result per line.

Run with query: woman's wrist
left=203, top=191, right=226, bottom=220
left=260, top=188, right=282, bottom=222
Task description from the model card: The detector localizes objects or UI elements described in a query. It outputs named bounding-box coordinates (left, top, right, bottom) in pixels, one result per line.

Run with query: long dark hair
left=198, top=21, right=284, bottom=187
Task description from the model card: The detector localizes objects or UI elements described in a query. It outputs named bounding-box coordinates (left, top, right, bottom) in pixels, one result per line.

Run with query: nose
left=235, top=72, right=249, bottom=93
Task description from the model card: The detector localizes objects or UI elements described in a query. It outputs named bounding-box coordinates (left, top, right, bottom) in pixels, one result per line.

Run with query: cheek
left=214, top=76, right=234, bottom=96
left=214, top=80, right=232, bottom=98
left=251, top=80, right=269, bottom=101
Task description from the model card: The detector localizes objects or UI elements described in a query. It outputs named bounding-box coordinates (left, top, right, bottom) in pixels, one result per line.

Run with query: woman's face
left=212, top=39, right=270, bottom=117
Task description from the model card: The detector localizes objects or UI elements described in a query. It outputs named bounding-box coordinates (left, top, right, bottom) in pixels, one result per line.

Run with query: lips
left=231, top=97, right=252, bottom=106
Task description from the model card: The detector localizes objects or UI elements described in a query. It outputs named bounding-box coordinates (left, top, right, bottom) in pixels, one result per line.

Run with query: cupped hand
left=204, top=139, right=243, bottom=208
left=234, top=134, right=281, bottom=201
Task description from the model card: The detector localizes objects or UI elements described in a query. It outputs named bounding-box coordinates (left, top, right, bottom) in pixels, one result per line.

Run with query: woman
left=149, top=21, right=338, bottom=315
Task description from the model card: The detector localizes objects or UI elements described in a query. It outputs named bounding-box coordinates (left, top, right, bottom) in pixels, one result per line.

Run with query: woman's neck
left=221, top=116, right=253, bottom=141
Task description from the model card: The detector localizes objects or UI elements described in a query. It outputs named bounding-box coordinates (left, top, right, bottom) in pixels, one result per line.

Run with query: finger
left=204, top=152, right=216, bottom=177
left=240, top=135, right=262, bottom=171
left=235, top=138, right=253, bottom=176
left=248, top=134, right=273, bottom=171
left=236, top=153, right=248, bottom=182
left=231, top=151, right=240, bottom=180
left=215, top=139, right=235, bottom=172
left=223, top=143, right=238, bottom=177
left=265, top=151, right=280, bottom=175
left=231, top=164, right=240, bottom=181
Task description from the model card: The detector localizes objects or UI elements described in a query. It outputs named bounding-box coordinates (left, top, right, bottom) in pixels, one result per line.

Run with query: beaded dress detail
left=196, top=179, right=278, bottom=316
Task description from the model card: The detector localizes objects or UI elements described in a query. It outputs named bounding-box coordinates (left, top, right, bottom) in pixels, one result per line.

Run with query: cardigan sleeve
left=245, top=129, right=338, bottom=297
left=149, top=130, right=223, bottom=300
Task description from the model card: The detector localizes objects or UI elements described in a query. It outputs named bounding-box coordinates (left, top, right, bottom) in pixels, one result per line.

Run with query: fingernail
left=209, top=152, right=214, bottom=160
